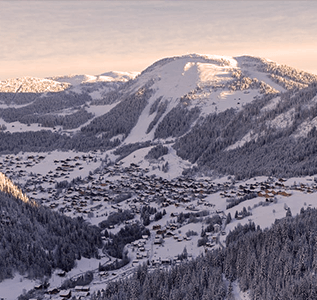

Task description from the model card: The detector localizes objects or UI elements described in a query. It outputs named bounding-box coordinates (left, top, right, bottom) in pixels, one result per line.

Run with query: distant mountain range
left=1, top=54, right=317, bottom=179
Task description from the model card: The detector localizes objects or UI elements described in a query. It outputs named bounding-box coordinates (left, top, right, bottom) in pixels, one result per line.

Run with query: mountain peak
left=0, top=76, right=70, bottom=93
left=48, top=71, right=138, bottom=87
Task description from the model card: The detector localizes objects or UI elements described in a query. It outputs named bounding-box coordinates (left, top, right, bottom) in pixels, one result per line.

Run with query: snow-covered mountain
left=114, top=54, right=315, bottom=144
left=2, top=54, right=317, bottom=299
left=48, top=71, right=138, bottom=98
left=1, top=53, right=317, bottom=179
left=49, top=71, right=138, bottom=86
left=0, top=76, right=71, bottom=93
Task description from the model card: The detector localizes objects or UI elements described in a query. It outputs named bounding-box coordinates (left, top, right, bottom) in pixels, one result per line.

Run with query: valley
left=2, top=150, right=317, bottom=299
left=1, top=54, right=317, bottom=299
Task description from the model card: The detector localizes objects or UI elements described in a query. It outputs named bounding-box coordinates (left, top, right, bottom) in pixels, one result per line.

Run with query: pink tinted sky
left=0, top=1, right=316, bottom=80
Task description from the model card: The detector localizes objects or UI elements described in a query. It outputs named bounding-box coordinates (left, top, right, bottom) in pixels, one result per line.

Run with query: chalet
left=75, top=286, right=90, bottom=292
left=154, top=237, right=162, bottom=244
left=46, top=288, right=60, bottom=295
left=99, top=271, right=108, bottom=277
left=132, top=259, right=139, bottom=266
left=34, top=284, right=43, bottom=290
left=206, top=241, right=215, bottom=247
left=57, top=271, right=66, bottom=277
left=152, top=259, right=161, bottom=267
left=212, top=235, right=218, bottom=241
left=152, top=224, right=161, bottom=230
left=278, top=191, right=292, bottom=197
left=236, top=213, right=243, bottom=220
left=59, top=290, right=71, bottom=298
left=156, top=228, right=166, bottom=235
left=165, top=231, right=174, bottom=238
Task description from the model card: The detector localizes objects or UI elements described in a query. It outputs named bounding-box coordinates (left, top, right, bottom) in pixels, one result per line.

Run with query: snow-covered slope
left=0, top=76, right=70, bottom=93
left=49, top=71, right=138, bottom=86
left=1, top=53, right=317, bottom=179
left=120, top=53, right=317, bottom=144
left=48, top=71, right=138, bottom=99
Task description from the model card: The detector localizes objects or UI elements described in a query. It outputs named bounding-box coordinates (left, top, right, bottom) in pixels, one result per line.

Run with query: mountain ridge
left=1, top=53, right=317, bottom=179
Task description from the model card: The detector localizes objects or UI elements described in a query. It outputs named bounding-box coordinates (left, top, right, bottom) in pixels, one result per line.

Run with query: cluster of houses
left=30, top=285, right=90, bottom=300
left=219, top=178, right=311, bottom=202
left=2, top=152, right=317, bottom=224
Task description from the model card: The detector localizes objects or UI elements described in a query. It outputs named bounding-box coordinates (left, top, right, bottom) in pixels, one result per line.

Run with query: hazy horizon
left=1, top=1, right=316, bottom=80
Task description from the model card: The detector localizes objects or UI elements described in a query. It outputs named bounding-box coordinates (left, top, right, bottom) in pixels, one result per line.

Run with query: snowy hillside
left=0, top=76, right=70, bottom=93
left=49, top=71, right=138, bottom=86
left=0, top=54, right=317, bottom=179
left=121, top=54, right=283, bottom=144
left=47, top=71, right=138, bottom=100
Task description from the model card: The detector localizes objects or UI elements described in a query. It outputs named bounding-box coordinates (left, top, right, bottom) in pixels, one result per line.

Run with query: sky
left=0, top=0, right=317, bottom=80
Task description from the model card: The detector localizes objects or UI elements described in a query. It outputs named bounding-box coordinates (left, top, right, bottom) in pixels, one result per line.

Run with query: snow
left=0, top=274, right=37, bottom=300
left=231, top=280, right=251, bottom=300
left=122, top=92, right=169, bottom=144
left=241, top=68, right=285, bottom=93
left=151, top=58, right=199, bottom=99
left=122, top=53, right=292, bottom=144
left=0, top=102, right=34, bottom=109
left=1, top=150, right=105, bottom=186
left=224, top=191, right=317, bottom=236
left=0, top=76, right=70, bottom=93
left=226, top=130, right=258, bottom=151
left=49, top=71, right=138, bottom=86
left=260, top=96, right=281, bottom=112
left=98, top=71, right=139, bottom=82
left=292, top=116, right=317, bottom=139
left=197, top=62, right=232, bottom=84
left=85, top=103, right=117, bottom=118
left=89, top=90, right=103, bottom=100
left=119, top=144, right=194, bottom=179
left=223, top=276, right=251, bottom=300
left=0, top=54, right=300, bottom=144
left=266, top=108, right=294, bottom=129
left=0, top=117, right=53, bottom=133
